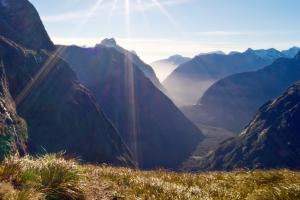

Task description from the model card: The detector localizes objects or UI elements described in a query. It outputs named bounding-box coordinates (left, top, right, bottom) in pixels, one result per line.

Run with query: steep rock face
left=0, top=0, right=54, bottom=50
left=57, top=45, right=203, bottom=169
left=186, top=54, right=300, bottom=133
left=0, top=58, right=27, bottom=160
left=164, top=50, right=283, bottom=106
left=196, top=82, right=300, bottom=171
left=0, top=36, right=134, bottom=166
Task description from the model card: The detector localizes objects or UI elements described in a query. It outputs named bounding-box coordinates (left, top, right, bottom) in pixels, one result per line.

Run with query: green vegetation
left=0, top=155, right=300, bottom=200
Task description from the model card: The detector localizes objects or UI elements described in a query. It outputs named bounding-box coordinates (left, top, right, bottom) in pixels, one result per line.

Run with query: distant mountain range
left=151, top=55, right=191, bottom=81
left=164, top=47, right=300, bottom=106
left=183, top=51, right=300, bottom=133
left=195, top=80, right=300, bottom=171
left=0, top=0, right=134, bottom=166
left=57, top=42, right=203, bottom=169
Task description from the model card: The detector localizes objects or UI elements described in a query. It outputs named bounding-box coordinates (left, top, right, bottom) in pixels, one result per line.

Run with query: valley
left=0, top=0, right=300, bottom=199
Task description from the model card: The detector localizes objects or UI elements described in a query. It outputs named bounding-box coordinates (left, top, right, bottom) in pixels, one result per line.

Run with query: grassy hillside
left=0, top=155, right=300, bottom=200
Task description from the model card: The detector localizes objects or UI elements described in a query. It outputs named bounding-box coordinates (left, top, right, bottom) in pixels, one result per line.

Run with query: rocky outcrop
left=0, top=57, right=27, bottom=160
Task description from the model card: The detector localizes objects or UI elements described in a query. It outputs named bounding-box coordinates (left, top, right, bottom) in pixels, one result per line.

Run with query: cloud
left=196, top=31, right=253, bottom=36
left=42, top=11, right=85, bottom=22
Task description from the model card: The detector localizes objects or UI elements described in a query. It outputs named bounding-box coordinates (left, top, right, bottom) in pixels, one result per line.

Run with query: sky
left=31, top=0, right=300, bottom=63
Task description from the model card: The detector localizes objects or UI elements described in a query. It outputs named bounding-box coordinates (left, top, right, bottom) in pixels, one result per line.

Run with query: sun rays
left=16, top=0, right=179, bottom=159
left=150, top=0, right=178, bottom=27
left=124, top=0, right=131, bottom=37
left=79, top=0, right=105, bottom=28
left=16, top=0, right=180, bottom=111
left=76, top=0, right=178, bottom=36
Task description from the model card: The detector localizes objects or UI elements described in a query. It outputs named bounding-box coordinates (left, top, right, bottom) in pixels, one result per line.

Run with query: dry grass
left=0, top=155, right=300, bottom=200
left=86, top=166, right=300, bottom=200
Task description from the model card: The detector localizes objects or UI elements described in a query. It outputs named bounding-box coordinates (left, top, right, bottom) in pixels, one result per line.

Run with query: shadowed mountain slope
left=196, top=81, right=300, bottom=171
left=0, top=36, right=134, bottom=166
left=0, top=0, right=134, bottom=166
left=57, top=44, right=204, bottom=169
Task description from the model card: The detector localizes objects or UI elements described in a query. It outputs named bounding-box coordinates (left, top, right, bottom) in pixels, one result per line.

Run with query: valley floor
left=0, top=155, right=300, bottom=200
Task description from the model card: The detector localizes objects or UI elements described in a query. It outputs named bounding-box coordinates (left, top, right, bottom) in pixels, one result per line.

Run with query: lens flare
left=79, top=0, right=104, bottom=27
left=15, top=49, right=65, bottom=106
left=124, top=52, right=139, bottom=166
left=135, top=0, right=150, bottom=28
left=124, top=0, right=131, bottom=37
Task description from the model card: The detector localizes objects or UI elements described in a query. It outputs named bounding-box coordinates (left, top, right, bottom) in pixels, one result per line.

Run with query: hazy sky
left=31, top=0, right=300, bottom=63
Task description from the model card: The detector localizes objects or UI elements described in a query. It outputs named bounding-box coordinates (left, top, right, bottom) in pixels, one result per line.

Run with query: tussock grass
left=0, top=155, right=300, bottom=200
left=0, top=154, right=84, bottom=200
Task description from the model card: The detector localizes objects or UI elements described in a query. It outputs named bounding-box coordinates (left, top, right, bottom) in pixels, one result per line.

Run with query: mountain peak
left=229, top=51, right=240, bottom=55
left=245, top=48, right=254, bottom=53
left=198, top=51, right=225, bottom=56
left=99, top=38, right=117, bottom=48
left=165, top=55, right=191, bottom=66
left=168, top=54, right=184, bottom=60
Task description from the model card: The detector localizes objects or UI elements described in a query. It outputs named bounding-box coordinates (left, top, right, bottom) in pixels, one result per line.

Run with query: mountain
left=183, top=51, right=300, bottom=133
left=196, top=81, right=300, bottom=171
left=97, top=38, right=164, bottom=92
left=0, top=58, right=27, bottom=160
left=282, top=47, right=300, bottom=58
left=198, top=51, right=226, bottom=56
left=0, top=0, right=134, bottom=166
left=163, top=49, right=279, bottom=106
left=248, top=48, right=284, bottom=62
left=151, top=55, right=191, bottom=81
left=0, top=0, right=54, bottom=50
left=57, top=44, right=203, bottom=169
